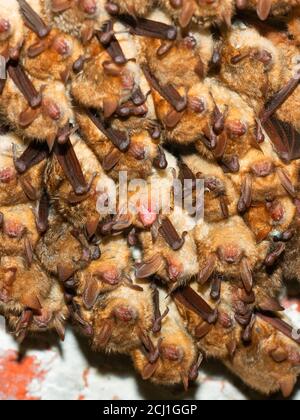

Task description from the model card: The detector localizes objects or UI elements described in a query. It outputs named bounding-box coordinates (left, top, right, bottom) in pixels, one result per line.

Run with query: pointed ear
left=54, top=317, right=66, bottom=342
left=256, top=0, right=272, bottom=21
left=21, top=293, right=42, bottom=312
left=263, top=116, right=300, bottom=163
left=135, top=254, right=165, bottom=279
left=279, top=376, right=296, bottom=398
left=95, top=319, right=113, bottom=348
left=141, top=360, right=159, bottom=380
left=83, top=276, right=100, bottom=309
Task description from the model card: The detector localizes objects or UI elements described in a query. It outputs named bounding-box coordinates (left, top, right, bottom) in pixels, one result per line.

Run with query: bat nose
left=217, top=245, right=242, bottom=264
left=80, top=0, right=97, bottom=15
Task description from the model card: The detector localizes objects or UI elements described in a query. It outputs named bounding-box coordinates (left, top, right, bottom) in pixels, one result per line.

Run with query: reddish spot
left=167, top=257, right=183, bottom=281
left=78, top=394, right=85, bottom=400
left=217, top=245, right=242, bottom=264
left=138, top=205, right=157, bottom=227
left=267, top=200, right=284, bottom=222
left=121, top=71, right=134, bottom=91
left=80, top=0, right=97, bottom=15
left=161, top=345, right=184, bottom=362
left=4, top=220, right=25, bottom=238
left=100, top=268, right=120, bottom=285
left=0, top=351, right=46, bottom=400
left=0, top=167, right=15, bottom=184
left=114, top=305, right=137, bottom=322
left=283, top=298, right=300, bottom=312
left=52, top=37, right=71, bottom=56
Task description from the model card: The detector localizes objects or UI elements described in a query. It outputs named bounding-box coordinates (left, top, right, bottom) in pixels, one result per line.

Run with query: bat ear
left=83, top=276, right=101, bottom=309
left=95, top=319, right=113, bottom=348
left=256, top=0, right=272, bottom=21
left=135, top=254, right=164, bottom=279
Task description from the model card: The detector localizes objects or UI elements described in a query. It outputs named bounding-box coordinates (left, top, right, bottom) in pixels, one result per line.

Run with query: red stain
left=282, top=298, right=300, bottom=311
left=0, top=350, right=46, bottom=400
left=77, top=394, right=85, bottom=400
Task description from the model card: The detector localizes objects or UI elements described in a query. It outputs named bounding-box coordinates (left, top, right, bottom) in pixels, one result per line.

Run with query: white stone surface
left=0, top=303, right=299, bottom=401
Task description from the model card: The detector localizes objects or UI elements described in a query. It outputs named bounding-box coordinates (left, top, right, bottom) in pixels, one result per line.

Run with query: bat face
left=139, top=224, right=199, bottom=288
left=220, top=24, right=283, bottom=107
left=21, top=28, right=84, bottom=82
left=132, top=295, right=198, bottom=387
left=35, top=213, right=89, bottom=277
left=183, top=154, right=239, bottom=223
left=74, top=283, right=154, bottom=354
left=175, top=280, right=300, bottom=396
left=77, top=236, right=132, bottom=298
left=140, top=33, right=213, bottom=90
left=224, top=313, right=300, bottom=396
left=0, top=204, right=40, bottom=257
left=72, top=52, right=136, bottom=110
left=245, top=197, right=297, bottom=242
left=0, top=256, right=68, bottom=342
left=152, top=82, right=213, bottom=147
left=229, top=146, right=300, bottom=209
left=1, top=75, right=74, bottom=147
left=195, top=216, right=269, bottom=283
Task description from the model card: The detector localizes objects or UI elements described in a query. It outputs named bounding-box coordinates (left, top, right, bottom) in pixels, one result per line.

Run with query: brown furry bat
left=73, top=281, right=154, bottom=354
left=132, top=289, right=199, bottom=388
left=0, top=69, right=73, bottom=149
left=46, top=134, right=113, bottom=225
left=21, top=28, right=84, bottom=82
left=0, top=131, right=47, bottom=207
left=175, top=279, right=300, bottom=396
left=0, top=256, right=68, bottom=342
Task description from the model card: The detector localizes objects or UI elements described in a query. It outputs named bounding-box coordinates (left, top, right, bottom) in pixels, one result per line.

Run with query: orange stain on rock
left=0, top=350, right=46, bottom=400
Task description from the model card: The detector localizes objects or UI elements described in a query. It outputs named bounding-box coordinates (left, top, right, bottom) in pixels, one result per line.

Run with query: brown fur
left=0, top=256, right=68, bottom=339
left=22, top=29, right=84, bottom=82
left=75, top=283, right=154, bottom=354
left=0, top=133, right=46, bottom=206
left=132, top=295, right=198, bottom=387
left=76, top=110, right=158, bottom=181
left=160, top=0, right=235, bottom=28
left=194, top=216, right=269, bottom=280
left=1, top=77, right=73, bottom=145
